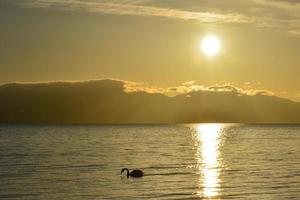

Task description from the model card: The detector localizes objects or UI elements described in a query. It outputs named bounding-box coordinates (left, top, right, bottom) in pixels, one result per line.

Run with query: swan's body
left=121, top=168, right=144, bottom=178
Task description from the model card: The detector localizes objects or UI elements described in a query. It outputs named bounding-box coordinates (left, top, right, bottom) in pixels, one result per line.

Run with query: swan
left=121, top=168, right=144, bottom=178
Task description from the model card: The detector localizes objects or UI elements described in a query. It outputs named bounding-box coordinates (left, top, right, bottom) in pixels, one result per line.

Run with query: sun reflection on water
left=195, top=124, right=223, bottom=199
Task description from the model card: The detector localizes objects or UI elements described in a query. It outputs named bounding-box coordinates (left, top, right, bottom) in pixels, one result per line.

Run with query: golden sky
left=1, top=0, right=300, bottom=101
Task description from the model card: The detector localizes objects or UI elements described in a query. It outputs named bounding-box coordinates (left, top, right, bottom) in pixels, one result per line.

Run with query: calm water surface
left=0, top=124, right=300, bottom=199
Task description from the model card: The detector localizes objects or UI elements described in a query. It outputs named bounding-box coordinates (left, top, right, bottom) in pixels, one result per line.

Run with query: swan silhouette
left=121, top=168, right=144, bottom=178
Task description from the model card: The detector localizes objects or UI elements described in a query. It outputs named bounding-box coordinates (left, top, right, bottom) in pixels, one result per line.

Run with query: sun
left=200, top=35, right=221, bottom=56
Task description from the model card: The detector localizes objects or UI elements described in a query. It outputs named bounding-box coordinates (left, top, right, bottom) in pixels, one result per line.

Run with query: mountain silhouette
left=0, top=79, right=300, bottom=124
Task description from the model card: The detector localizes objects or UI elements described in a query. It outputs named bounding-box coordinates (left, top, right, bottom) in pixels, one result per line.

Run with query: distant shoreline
left=1, top=123, right=300, bottom=126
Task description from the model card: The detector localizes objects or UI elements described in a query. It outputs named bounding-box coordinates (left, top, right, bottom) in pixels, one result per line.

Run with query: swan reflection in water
left=194, top=124, right=224, bottom=199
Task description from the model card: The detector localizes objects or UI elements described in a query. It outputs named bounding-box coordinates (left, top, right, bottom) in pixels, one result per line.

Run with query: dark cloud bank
left=0, top=79, right=300, bottom=124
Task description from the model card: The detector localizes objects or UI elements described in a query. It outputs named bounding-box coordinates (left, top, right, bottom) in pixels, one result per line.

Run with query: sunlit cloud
left=253, top=0, right=300, bottom=12
left=123, top=80, right=166, bottom=94
left=121, top=79, right=275, bottom=97
left=8, top=0, right=300, bottom=35
left=167, top=83, right=274, bottom=97
left=248, top=0, right=300, bottom=35
left=17, top=0, right=250, bottom=24
left=9, top=0, right=299, bottom=36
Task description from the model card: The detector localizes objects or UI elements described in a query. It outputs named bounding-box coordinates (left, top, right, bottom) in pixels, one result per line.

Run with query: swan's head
left=121, top=168, right=129, bottom=174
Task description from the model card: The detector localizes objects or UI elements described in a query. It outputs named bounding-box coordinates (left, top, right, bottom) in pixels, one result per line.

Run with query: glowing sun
left=200, top=36, right=221, bottom=56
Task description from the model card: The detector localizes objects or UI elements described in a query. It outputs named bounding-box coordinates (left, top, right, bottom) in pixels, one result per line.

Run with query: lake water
left=0, top=124, right=300, bottom=199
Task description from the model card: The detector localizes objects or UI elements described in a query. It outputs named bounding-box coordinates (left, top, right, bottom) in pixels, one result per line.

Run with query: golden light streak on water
left=196, top=124, right=223, bottom=199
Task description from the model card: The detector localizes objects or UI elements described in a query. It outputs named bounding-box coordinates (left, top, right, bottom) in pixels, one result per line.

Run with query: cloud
left=169, top=83, right=274, bottom=97
left=123, top=80, right=166, bottom=94
left=249, top=0, right=300, bottom=35
left=120, top=79, right=275, bottom=97
left=253, top=0, right=300, bottom=11
left=18, top=0, right=250, bottom=24
left=10, top=0, right=300, bottom=36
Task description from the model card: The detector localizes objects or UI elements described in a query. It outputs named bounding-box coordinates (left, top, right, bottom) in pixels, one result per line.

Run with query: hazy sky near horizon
left=1, top=0, right=300, bottom=101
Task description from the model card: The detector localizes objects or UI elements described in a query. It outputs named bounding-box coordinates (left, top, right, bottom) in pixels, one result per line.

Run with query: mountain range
left=1, top=79, right=300, bottom=124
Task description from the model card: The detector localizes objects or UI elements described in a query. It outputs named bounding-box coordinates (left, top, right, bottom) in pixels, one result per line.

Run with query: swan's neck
left=125, top=168, right=129, bottom=177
